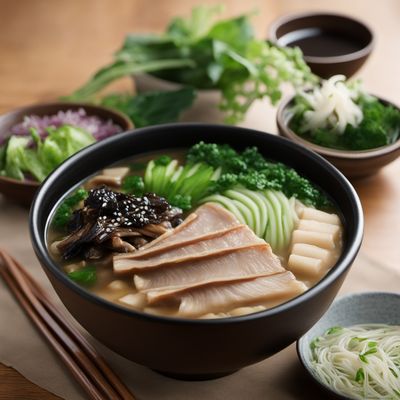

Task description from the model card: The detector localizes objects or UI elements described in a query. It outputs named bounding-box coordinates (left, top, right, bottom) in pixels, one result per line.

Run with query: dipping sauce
left=278, top=28, right=365, bottom=58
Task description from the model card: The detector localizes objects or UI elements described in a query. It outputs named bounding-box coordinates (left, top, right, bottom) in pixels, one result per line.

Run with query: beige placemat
left=1, top=196, right=399, bottom=400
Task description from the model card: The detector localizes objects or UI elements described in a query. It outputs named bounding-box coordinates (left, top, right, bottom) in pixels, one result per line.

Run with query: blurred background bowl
left=276, top=94, right=400, bottom=179
left=297, top=292, right=400, bottom=399
left=0, top=102, right=133, bottom=207
left=269, top=12, right=374, bottom=78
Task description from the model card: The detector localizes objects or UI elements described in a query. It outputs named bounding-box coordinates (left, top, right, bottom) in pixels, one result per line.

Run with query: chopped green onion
left=67, top=265, right=96, bottom=285
left=327, top=326, right=343, bottom=335
left=355, top=368, right=365, bottom=383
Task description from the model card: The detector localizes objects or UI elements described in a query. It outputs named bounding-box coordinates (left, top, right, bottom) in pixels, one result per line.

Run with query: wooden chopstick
left=0, top=263, right=105, bottom=400
left=12, top=256, right=135, bottom=400
left=0, top=250, right=136, bottom=400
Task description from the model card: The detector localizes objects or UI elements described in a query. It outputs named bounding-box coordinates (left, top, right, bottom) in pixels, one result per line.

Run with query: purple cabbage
left=2, top=108, right=122, bottom=145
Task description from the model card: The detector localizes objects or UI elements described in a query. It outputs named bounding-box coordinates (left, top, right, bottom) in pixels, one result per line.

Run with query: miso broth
left=48, top=144, right=343, bottom=319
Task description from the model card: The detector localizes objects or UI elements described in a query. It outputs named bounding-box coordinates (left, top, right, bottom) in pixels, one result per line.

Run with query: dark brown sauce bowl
left=30, top=124, right=363, bottom=380
left=277, top=95, right=400, bottom=179
left=269, top=12, right=374, bottom=78
left=0, top=102, right=133, bottom=207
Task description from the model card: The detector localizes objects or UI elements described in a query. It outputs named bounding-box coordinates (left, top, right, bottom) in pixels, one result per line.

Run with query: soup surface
left=48, top=143, right=343, bottom=319
left=279, top=28, right=364, bottom=57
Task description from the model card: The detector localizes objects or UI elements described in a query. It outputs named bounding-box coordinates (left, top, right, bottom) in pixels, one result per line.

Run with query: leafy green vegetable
left=0, top=125, right=95, bottom=182
left=139, top=141, right=329, bottom=211
left=290, top=93, right=400, bottom=151
left=64, top=59, right=194, bottom=102
left=67, top=265, right=96, bottom=285
left=143, top=158, right=218, bottom=209
left=53, top=188, right=88, bottom=228
left=98, top=87, right=196, bottom=127
left=122, top=175, right=144, bottom=196
left=66, top=5, right=314, bottom=123
left=202, top=187, right=297, bottom=252
left=187, top=142, right=330, bottom=208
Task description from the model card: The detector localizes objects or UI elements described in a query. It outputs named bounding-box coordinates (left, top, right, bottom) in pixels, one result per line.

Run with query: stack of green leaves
left=0, top=125, right=95, bottom=182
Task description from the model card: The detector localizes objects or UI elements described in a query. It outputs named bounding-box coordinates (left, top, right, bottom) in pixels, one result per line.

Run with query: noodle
left=310, top=324, right=400, bottom=399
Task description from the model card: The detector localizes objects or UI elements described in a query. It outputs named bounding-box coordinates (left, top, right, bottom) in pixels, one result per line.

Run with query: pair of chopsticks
left=0, top=249, right=136, bottom=400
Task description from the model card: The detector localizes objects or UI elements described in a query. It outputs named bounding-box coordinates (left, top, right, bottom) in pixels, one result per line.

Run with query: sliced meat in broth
left=134, top=243, right=284, bottom=292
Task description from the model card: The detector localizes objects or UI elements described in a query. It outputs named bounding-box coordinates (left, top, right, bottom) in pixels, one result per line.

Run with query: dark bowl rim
left=0, top=101, right=134, bottom=188
left=296, top=291, right=400, bottom=400
left=30, top=122, right=364, bottom=325
left=269, top=11, right=375, bottom=64
left=277, top=93, right=400, bottom=159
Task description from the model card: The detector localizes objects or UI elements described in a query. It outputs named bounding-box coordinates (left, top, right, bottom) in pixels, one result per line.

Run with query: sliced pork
left=114, top=224, right=264, bottom=273
left=137, top=203, right=241, bottom=252
left=134, top=244, right=284, bottom=292
left=154, top=272, right=306, bottom=317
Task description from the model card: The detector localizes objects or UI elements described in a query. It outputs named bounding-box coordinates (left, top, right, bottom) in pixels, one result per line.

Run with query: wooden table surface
left=0, top=0, right=399, bottom=398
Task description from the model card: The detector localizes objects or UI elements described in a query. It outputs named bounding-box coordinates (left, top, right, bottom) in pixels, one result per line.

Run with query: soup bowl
left=30, top=124, right=363, bottom=380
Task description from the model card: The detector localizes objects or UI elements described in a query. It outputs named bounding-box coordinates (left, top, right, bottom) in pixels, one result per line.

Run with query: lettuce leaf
left=0, top=125, right=95, bottom=182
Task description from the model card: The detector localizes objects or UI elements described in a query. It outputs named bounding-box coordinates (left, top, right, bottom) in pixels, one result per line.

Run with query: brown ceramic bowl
left=269, top=12, right=374, bottom=78
left=0, top=102, right=133, bottom=207
left=276, top=95, right=400, bottom=179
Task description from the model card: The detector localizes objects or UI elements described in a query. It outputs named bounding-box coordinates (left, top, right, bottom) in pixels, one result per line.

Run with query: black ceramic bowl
left=30, top=124, right=363, bottom=380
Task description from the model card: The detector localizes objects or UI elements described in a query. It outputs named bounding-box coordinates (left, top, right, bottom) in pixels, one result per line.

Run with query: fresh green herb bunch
left=66, top=5, right=315, bottom=124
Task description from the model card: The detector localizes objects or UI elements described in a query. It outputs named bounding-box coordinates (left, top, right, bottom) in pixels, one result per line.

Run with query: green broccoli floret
left=170, top=194, right=192, bottom=210
left=154, top=155, right=172, bottom=166
left=186, top=142, right=238, bottom=169
left=122, top=175, right=144, bottom=195
left=187, top=142, right=330, bottom=208
left=241, top=146, right=267, bottom=170
left=208, top=173, right=238, bottom=193
left=53, top=188, right=88, bottom=229
left=238, top=170, right=267, bottom=190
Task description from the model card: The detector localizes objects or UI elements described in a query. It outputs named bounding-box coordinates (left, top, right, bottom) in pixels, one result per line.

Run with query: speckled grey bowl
left=297, top=292, right=400, bottom=399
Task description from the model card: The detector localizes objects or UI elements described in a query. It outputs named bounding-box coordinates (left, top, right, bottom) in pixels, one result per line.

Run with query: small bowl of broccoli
left=276, top=75, right=400, bottom=179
